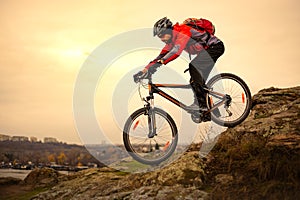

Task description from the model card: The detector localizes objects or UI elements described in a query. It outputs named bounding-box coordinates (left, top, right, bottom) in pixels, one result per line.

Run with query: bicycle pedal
left=191, top=113, right=202, bottom=123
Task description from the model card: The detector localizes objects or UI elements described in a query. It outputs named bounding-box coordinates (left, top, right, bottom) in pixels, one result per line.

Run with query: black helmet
left=153, top=17, right=173, bottom=37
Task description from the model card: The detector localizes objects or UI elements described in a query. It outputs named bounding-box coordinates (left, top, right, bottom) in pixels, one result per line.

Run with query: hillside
left=1, top=86, right=299, bottom=200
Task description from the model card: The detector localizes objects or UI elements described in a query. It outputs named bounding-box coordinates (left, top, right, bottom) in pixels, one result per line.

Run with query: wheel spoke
left=123, top=108, right=178, bottom=165
left=207, top=73, right=251, bottom=127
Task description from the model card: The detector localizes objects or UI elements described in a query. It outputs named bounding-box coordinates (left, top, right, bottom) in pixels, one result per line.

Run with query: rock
left=229, top=86, right=300, bottom=149
left=126, top=186, right=208, bottom=200
left=207, top=86, right=300, bottom=199
left=31, top=168, right=130, bottom=199
left=126, top=151, right=206, bottom=188
left=24, top=167, right=65, bottom=189
left=215, top=174, right=233, bottom=184
left=31, top=153, right=207, bottom=200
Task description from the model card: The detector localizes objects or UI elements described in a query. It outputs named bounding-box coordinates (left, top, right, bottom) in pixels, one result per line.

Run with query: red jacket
left=145, top=23, right=220, bottom=69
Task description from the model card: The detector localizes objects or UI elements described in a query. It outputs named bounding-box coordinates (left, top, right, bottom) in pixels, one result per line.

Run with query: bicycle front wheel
left=123, top=107, right=178, bottom=165
left=207, top=73, right=252, bottom=127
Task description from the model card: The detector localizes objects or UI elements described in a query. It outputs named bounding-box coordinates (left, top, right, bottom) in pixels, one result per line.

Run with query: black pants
left=189, top=42, right=225, bottom=104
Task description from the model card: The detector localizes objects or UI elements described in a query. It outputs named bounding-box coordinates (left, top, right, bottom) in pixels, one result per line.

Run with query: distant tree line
left=0, top=141, right=104, bottom=168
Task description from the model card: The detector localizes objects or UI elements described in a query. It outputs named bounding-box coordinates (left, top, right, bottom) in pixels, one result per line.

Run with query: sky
left=0, top=0, right=299, bottom=144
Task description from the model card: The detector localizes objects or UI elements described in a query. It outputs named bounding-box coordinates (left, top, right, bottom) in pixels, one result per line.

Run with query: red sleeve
left=145, top=43, right=172, bottom=69
left=162, top=29, right=191, bottom=64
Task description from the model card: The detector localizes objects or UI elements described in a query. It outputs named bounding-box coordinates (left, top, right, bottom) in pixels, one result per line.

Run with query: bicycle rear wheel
left=207, top=73, right=252, bottom=127
left=123, top=107, right=178, bottom=165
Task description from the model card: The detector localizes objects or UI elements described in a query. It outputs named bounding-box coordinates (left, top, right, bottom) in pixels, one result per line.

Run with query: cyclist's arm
left=161, top=32, right=190, bottom=64
left=144, top=44, right=171, bottom=70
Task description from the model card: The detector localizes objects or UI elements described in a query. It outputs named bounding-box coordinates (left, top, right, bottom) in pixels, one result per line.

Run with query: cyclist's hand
left=133, top=70, right=149, bottom=83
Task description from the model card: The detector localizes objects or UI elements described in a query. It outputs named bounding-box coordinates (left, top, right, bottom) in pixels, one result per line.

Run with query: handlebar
left=134, top=71, right=153, bottom=83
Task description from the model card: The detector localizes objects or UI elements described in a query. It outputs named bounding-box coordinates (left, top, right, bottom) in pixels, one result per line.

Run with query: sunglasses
left=158, top=33, right=165, bottom=38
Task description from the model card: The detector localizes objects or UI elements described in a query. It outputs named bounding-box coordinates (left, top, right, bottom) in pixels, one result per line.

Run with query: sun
left=56, top=48, right=89, bottom=68
left=62, top=49, right=84, bottom=58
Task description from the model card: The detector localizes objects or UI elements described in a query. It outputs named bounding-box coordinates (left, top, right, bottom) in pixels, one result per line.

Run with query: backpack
left=183, top=18, right=215, bottom=35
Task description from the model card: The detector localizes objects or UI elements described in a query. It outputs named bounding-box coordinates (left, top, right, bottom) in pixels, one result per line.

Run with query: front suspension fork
left=146, top=99, right=156, bottom=138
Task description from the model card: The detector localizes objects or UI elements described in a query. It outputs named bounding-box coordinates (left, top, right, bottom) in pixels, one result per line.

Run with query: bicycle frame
left=143, top=77, right=232, bottom=138
left=145, top=78, right=230, bottom=115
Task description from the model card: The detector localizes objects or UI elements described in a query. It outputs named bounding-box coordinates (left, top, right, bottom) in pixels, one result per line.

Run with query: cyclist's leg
left=189, top=80, right=207, bottom=110
left=189, top=42, right=225, bottom=84
left=188, top=42, right=225, bottom=114
left=189, top=50, right=214, bottom=110
left=203, top=42, right=225, bottom=117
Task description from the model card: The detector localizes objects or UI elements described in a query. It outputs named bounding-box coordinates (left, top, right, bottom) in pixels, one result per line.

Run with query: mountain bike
left=123, top=72, right=252, bottom=165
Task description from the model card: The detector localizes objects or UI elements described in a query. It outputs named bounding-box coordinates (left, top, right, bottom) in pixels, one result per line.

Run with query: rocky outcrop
left=207, top=86, right=300, bottom=199
left=125, top=152, right=205, bottom=187
left=236, top=86, right=300, bottom=146
left=5, top=86, right=299, bottom=200
left=31, top=154, right=209, bottom=200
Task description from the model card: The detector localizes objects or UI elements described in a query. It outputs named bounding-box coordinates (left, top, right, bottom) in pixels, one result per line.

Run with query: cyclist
left=134, top=17, right=225, bottom=121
